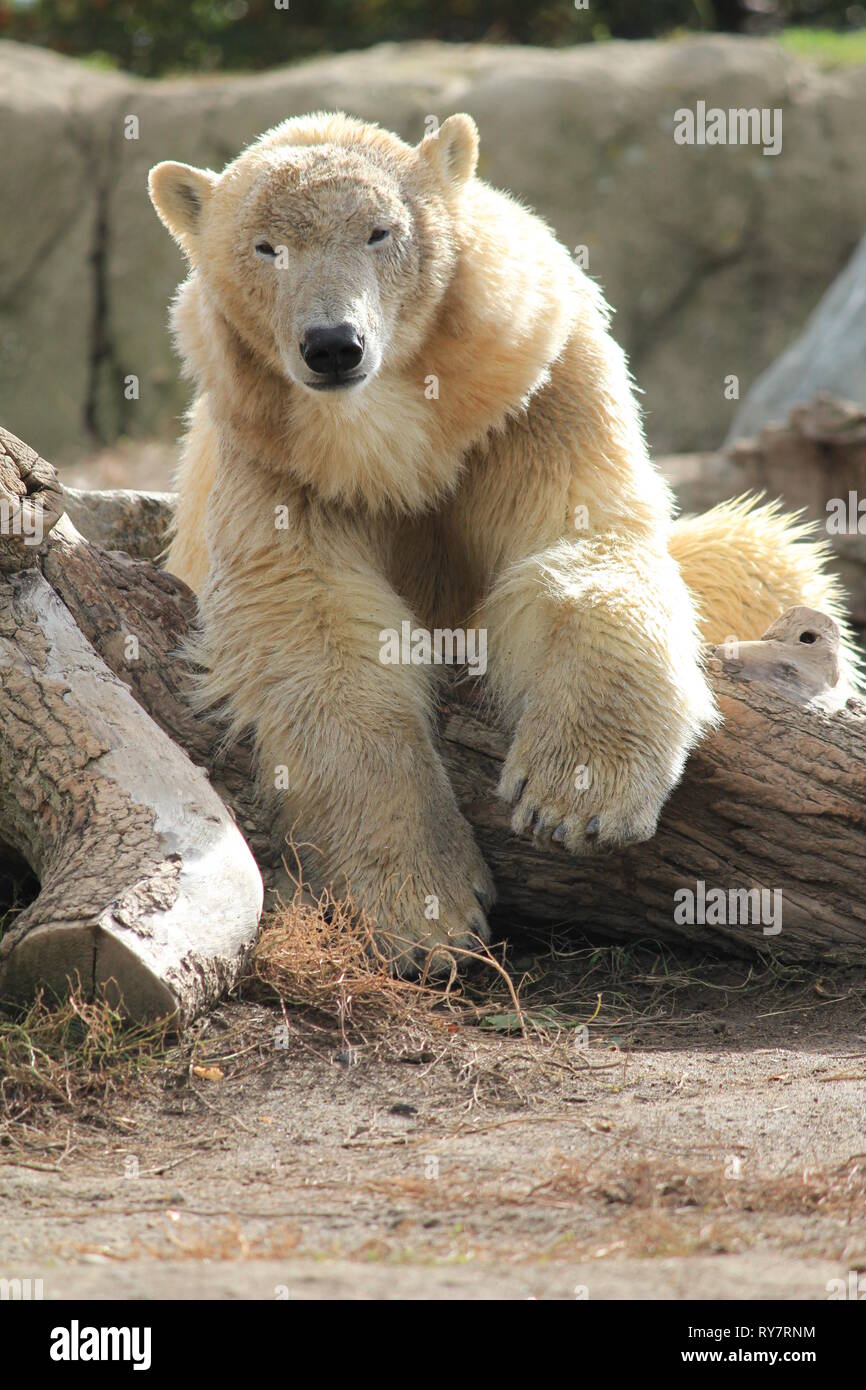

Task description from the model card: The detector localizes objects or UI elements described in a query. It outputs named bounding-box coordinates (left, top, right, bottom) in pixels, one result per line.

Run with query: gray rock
left=1, top=36, right=865, bottom=460
left=0, top=46, right=128, bottom=457
left=726, top=235, right=866, bottom=443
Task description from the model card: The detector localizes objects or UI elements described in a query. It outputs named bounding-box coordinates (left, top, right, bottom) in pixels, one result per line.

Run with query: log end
left=708, top=605, right=845, bottom=705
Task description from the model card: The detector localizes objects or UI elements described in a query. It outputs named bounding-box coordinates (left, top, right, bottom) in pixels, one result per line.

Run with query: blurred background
left=0, top=1, right=864, bottom=599
left=4, top=0, right=866, bottom=75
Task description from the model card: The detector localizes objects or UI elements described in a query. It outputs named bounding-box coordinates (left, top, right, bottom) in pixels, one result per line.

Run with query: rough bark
left=0, top=428, right=263, bottom=1024
left=62, top=486, right=175, bottom=563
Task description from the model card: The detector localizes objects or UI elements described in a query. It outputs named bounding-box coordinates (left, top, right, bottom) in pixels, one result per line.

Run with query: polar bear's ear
left=148, top=162, right=217, bottom=248
left=419, top=114, right=479, bottom=190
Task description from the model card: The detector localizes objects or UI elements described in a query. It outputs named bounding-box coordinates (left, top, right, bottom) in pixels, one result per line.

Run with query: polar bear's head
left=148, top=112, right=479, bottom=401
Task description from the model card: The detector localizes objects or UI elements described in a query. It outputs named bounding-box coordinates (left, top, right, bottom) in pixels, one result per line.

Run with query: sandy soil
left=3, top=948, right=865, bottom=1301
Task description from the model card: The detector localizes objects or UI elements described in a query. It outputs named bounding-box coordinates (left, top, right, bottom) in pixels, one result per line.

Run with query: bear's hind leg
left=669, top=496, right=862, bottom=689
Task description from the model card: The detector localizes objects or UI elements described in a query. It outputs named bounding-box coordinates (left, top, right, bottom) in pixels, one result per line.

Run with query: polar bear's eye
left=367, top=228, right=390, bottom=245
left=255, top=240, right=277, bottom=259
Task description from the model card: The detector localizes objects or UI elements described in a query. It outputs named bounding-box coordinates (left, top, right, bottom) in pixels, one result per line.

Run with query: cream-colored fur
left=149, top=112, right=855, bottom=971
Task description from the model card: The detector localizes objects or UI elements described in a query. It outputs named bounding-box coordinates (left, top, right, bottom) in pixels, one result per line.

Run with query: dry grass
left=346, top=1151, right=866, bottom=1262
left=70, top=1220, right=302, bottom=1264
left=540, top=1153, right=866, bottom=1261
left=251, top=879, right=524, bottom=1045
left=355, top=1152, right=866, bottom=1217
left=248, top=884, right=635, bottom=1108
left=63, top=1153, right=866, bottom=1269
left=0, top=981, right=172, bottom=1139
left=253, top=888, right=445, bottom=1030
left=537, top=1153, right=866, bottom=1219
left=248, top=868, right=755, bottom=1047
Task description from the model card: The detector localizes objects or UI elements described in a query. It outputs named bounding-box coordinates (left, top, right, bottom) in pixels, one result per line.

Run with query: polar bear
left=149, top=112, right=852, bottom=970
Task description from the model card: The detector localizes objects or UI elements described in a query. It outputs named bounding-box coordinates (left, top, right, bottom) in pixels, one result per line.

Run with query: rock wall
left=1, top=36, right=865, bottom=460
left=726, top=236, right=866, bottom=443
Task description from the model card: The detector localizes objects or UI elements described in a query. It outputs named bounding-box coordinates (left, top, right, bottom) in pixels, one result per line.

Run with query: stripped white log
left=0, top=568, right=262, bottom=1024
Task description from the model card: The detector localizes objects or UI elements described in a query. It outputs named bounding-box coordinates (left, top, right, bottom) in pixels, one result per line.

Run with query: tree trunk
left=1, top=421, right=865, bottom=1031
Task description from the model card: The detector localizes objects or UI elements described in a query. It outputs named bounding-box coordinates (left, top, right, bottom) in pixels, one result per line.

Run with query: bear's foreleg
left=482, top=534, right=719, bottom=852
left=195, top=536, right=494, bottom=971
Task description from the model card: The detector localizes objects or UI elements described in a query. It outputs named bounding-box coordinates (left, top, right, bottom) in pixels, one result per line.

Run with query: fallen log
left=0, top=424, right=865, bottom=1022
left=0, top=428, right=263, bottom=1024
left=62, top=485, right=175, bottom=563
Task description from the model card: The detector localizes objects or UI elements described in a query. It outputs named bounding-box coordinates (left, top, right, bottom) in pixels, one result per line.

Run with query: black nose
left=300, top=324, right=365, bottom=376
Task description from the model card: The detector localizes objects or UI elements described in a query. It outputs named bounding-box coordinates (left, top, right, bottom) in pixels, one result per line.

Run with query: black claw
left=474, top=887, right=491, bottom=912
left=552, top=823, right=568, bottom=844
left=585, top=815, right=600, bottom=838
left=512, top=777, right=527, bottom=803
left=532, top=812, right=545, bottom=835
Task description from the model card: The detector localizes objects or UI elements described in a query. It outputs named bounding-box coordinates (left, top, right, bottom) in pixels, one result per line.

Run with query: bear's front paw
left=497, top=712, right=686, bottom=854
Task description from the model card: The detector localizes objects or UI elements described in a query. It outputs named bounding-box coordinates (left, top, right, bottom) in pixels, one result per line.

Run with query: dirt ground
left=2, top=936, right=865, bottom=1302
